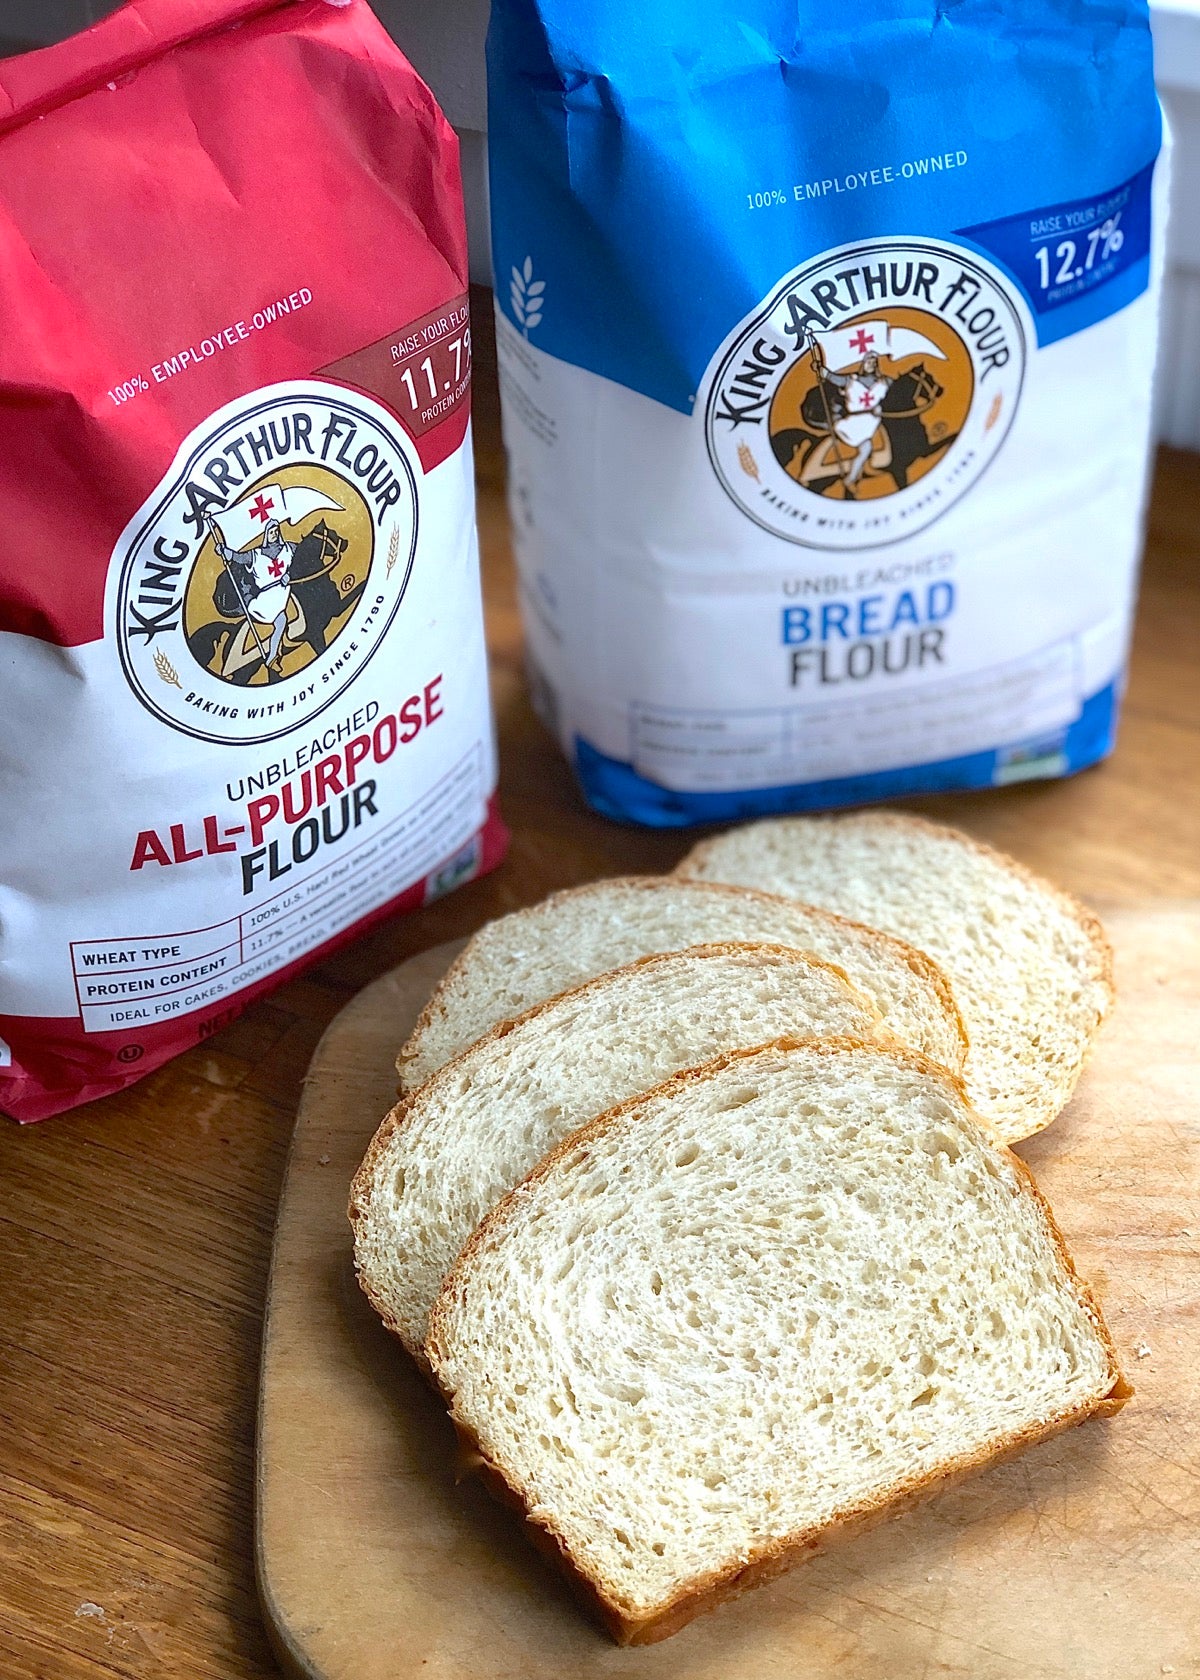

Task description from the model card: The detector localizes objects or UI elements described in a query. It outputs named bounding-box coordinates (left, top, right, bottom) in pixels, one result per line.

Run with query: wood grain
left=1, top=294, right=1199, bottom=1680
left=257, top=906, right=1200, bottom=1679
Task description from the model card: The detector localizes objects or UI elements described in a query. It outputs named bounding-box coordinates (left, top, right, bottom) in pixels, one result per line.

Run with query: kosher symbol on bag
left=704, top=238, right=1027, bottom=552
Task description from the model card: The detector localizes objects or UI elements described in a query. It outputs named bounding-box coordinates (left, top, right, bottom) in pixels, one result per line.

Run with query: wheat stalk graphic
left=386, top=525, right=400, bottom=579
left=154, top=650, right=182, bottom=688
left=509, top=256, right=545, bottom=337
left=737, top=443, right=760, bottom=482
left=985, top=393, right=1003, bottom=433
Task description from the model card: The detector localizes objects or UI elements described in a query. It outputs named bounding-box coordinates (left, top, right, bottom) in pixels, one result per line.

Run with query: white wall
left=1154, top=3, right=1200, bottom=446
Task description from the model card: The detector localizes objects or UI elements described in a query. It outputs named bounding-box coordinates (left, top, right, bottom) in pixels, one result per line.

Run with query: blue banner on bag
left=961, top=163, right=1154, bottom=346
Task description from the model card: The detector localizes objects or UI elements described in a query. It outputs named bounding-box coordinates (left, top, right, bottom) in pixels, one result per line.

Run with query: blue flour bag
left=487, top=0, right=1166, bottom=825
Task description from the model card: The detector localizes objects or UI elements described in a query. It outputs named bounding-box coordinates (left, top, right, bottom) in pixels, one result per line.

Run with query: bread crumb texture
left=355, top=944, right=879, bottom=1351
left=679, top=813, right=1112, bottom=1140
left=428, top=1043, right=1116, bottom=1625
left=400, top=875, right=964, bottom=1089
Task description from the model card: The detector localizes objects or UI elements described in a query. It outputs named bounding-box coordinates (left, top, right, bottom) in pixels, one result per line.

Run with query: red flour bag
left=0, top=0, right=506, bottom=1120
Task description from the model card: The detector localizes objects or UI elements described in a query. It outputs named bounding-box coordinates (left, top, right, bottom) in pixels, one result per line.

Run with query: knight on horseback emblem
left=206, top=514, right=303, bottom=679
left=119, top=382, right=417, bottom=745
left=782, top=318, right=956, bottom=500
left=185, top=475, right=370, bottom=686
left=705, top=238, right=1025, bottom=550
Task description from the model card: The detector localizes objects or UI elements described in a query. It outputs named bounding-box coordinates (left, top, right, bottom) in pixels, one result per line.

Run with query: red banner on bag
left=0, top=0, right=505, bottom=1121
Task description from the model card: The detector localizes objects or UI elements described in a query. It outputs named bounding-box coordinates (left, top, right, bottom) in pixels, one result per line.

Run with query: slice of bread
left=679, top=812, right=1113, bottom=1142
left=398, top=875, right=965, bottom=1090
left=427, top=1039, right=1128, bottom=1646
left=352, top=943, right=884, bottom=1357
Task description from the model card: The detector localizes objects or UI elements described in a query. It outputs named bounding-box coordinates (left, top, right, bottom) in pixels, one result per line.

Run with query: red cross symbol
left=849, top=328, right=876, bottom=354
left=249, top=493, right=275, bottom=523
left=267, top=556, right=285, bottom=579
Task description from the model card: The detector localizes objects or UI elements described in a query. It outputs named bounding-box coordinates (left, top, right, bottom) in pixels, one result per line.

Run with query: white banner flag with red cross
left=813, top=320, right=946, bottom=372
left=213, top=483, right=344, bottom=551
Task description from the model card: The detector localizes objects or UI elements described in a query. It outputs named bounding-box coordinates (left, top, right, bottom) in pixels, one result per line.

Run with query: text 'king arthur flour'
left=487, top=0, right=1166, bottom=826
left=0, top=0, right=505, bottom=1121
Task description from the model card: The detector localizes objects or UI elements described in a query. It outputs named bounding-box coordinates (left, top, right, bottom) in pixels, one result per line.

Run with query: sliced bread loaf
left=679, top=812, right=1113, bottom=1142
left=398, top=875, right=964, bottom=1089
left=353, top=943, right=883, bottom=1356
left=427, top=1039, right=1127, bottom=1646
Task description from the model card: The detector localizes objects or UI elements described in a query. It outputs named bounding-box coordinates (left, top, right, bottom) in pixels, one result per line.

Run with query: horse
left=878, top=363, right=956, bottom=489
left=770, top=363, right=957, bottom=495
left=184, top=520, right=367, bottom=684
left=286, top=522, right=368, bottom=657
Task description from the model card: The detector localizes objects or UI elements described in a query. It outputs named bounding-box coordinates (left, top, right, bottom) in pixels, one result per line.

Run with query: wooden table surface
left=2, top=307, right=1199, bottom=1680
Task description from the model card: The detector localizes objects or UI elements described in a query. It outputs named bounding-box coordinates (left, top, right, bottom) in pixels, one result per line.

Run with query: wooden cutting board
left=256, top=901, right=1200, bottom=1680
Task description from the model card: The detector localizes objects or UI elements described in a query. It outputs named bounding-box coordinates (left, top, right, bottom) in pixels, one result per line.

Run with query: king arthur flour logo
left=704, top=238, right=1027, bottom=551
left=112, top=381, right=418, bottom=744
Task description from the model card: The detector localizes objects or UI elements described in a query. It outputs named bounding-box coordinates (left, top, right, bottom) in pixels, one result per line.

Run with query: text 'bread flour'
left=486, top=0, right=1166, bottom=826
left=0, top=0, right=506, bottom=1121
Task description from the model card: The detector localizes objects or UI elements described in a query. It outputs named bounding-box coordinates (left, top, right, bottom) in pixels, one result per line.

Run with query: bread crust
left=426, top=1036, right=1128, bottom=1646
left=349, top=942, right=881, bottom=1357
left=681, top=809, right=1114, bottom=1006
left=396, top=874, right=968, bottom=1084
left=678, top=811, right=1115, bottom=1135
left=441, top=1381, right=1127, bottom=1645
left=347, top=1112, right=437, bottom=1376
